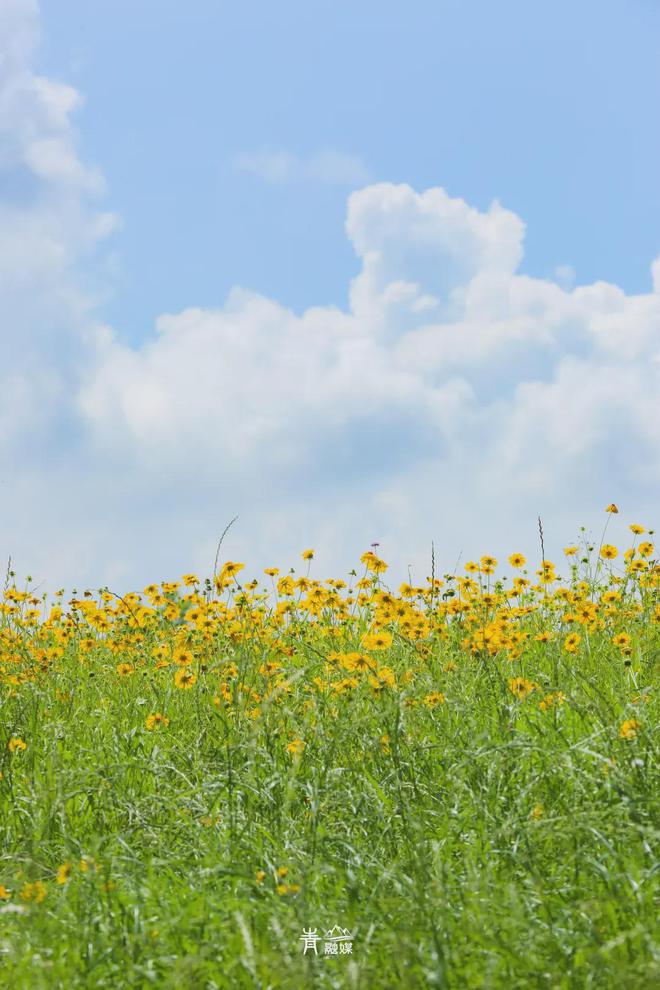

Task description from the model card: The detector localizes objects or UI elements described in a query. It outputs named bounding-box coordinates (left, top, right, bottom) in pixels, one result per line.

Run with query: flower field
left=0, top=514, right=658, bottom=988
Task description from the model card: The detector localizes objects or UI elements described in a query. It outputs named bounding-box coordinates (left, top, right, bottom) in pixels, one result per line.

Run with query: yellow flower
left=600, top=544, right=618, bottom=560
left=7, top=737, right=26, bottom=753
left=276, top=880, right=300, bottom=895
left=362, top=631, right=393, bottom=651
left=0, top=885, right=10, bottom=900
left=370, top=667, right=396, bottom=690
left=606, top=503, right=619, bottom=514
left=508, top=677, right=534, bottom=700
left=537, top=561, right=556, bottom=582
left=255, top=870, right=266, bottom=885
left=277, top=867, right=288, bottom=878
left=638, top=542, right=654, bottom=558
left=174, top=669, right=197, bottom=690
left=539, top=691, right=565, bottom=711
left=20, top=881, right=47, bottom=903
left=423, top=691, right=446, bottom=707
left=359, top=550, right=388, bottom=574
left=286, top=738, right=305, bottom=755
left=612, top=633, right=631, bottom=650
left=56, top=862, right=72, bottom=885
left=301, top=549, right=315, bottom=560
left=508, top=553, right=526, bottom=568
left=146, top=712, right=170, bottom=731
left=564, top=546, right=578, bottom=556
left=563, top=632, right=581, bottom=653
left=629, top=525, right=645, bottom=535
left=276, top=576, right=295, bottom=596
left=220, top=561, right=245, bottom=578
left=116, top=663, right=134, bottom=677
left=531, top=803, right=543, bottom=820
left=619, top=719, right=640, bottom=740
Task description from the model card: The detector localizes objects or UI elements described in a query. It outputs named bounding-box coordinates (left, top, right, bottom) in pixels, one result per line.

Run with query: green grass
left=0, top=555, right=658, bottom=988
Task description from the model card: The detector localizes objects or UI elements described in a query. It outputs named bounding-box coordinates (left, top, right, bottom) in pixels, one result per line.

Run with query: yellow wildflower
left=174, top=669, right=197, bottom=690
left=56, top=862, right=72, bottom=885
left=362, top=631, right=393, bottom=651
left=508, top=677, right=534, bottom=701
left=619, top=719, right=640, bottom=740
left=146, top=713, right=170, bottom=731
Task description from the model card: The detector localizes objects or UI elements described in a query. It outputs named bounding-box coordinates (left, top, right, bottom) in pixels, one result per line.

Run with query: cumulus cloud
left=75, top=179, right=660, bottom=587
left=232, top=147, right=371, bottom=186
left=1, top=2, right=659, bottom=590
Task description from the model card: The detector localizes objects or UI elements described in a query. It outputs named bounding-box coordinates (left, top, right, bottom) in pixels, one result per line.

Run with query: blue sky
left=1, top=0, right=659, bottom=589
left=38, top=0, right=660, bottom=337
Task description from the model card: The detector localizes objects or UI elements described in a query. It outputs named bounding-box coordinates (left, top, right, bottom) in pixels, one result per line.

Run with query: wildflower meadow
left=0, top=509, right=658, bottom=988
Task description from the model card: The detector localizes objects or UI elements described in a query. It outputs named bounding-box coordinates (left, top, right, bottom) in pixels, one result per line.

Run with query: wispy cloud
left=232, top=147, right=371, bottom=186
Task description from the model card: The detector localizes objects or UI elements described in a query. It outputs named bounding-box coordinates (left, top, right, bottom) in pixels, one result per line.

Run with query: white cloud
left=1, top=3, right=659, bottom=590
left=346, top=184, right=526, bottom=333
left=233, top=147, right=371, bottom=186
left=0, top=0, right=117, bottom=459
left=73, top=180, right=660, bottom=587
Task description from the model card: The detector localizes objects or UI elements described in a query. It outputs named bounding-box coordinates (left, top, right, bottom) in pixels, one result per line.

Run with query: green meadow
left=1, top=529, right=658, bottom=989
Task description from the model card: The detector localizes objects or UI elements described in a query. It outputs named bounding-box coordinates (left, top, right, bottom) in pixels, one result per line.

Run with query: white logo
left=300, top=924, right=353, bottom=955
